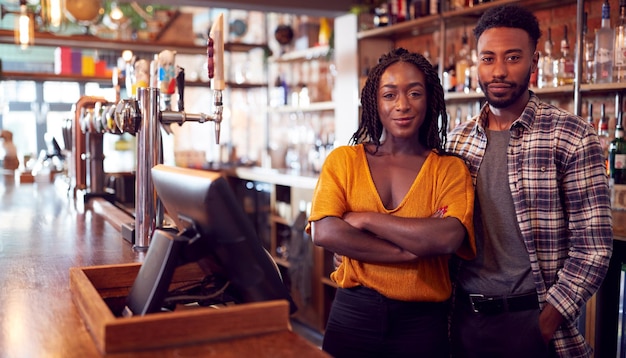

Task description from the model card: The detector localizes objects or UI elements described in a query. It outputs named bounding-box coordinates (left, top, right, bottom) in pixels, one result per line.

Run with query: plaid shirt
left=446, top=92, right=613, bottom=357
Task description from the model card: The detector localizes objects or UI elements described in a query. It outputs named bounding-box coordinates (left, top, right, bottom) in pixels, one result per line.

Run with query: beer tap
left=113, top=13, right=225, bottom=250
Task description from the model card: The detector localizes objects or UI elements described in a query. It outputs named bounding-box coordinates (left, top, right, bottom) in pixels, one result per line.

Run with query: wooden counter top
left=0, top=176, right=326, bottom=357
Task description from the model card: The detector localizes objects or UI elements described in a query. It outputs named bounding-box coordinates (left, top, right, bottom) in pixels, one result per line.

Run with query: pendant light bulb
left=15, top=2, right=34, bottom=49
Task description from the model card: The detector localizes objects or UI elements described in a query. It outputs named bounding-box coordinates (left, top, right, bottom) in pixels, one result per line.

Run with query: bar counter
left=0, top=175, right=326, bottom=357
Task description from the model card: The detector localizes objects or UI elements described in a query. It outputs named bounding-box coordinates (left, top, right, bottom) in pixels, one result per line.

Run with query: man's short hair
left=473, top=4, right=542, bottom=49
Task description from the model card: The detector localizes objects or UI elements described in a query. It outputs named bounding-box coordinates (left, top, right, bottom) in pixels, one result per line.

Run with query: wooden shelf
left=0, top=71, right=113, bottom=84
left=0, top=72, right=270, bottom=89
left=0, top=29, right=269, bottom=56
left=0, top=29, right=205, bottom=55
left=581, top=82, right=626, bottom=94
left=358, top=15, right=441, bottom=40
left=443, top=83, right=626, bottom=102
left=270, top=45, right=331, bottom=63
left=357, top=0, right=577, bottom=39
left=444, top=91, right=484, bottom=101
left=268, top=101, right=335, bottom=113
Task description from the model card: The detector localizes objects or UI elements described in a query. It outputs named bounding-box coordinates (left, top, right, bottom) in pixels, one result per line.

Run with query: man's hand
left=539, top=304, right=564, bottom=345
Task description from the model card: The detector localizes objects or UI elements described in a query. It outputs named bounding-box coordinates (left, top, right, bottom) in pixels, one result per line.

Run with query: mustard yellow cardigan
left=307, top=144, right=475, bottom=302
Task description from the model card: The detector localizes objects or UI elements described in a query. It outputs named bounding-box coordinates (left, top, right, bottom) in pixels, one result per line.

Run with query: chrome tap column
left=134, top=87, right=163, bottom=249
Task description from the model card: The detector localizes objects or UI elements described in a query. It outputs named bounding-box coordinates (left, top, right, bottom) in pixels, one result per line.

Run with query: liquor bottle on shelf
left=587, top=102, right=595, bottom=128
left=455, top=28, right=470, bottom=93
left=410, top=0, right=430, bottom=19
left=555, top=25, right=575, bottom=86
left=468, top=49, right=479, bottom=93
left=388, top=0, right=406, bottom=24
left=609, top=110, right=626, bottom=210
left=429, top=0, right=440, bottom=14
left=538, top=27, right=555, bottom=88
left=583, top=12, right=596, bottom=84
left=594, top=0, right=614, bottom=84
left=598, top=103, right=611, bottom=159
left=449, top=0, right=465, bottom=11
left=270, top=75, right=288, bottom=107
left=374, top=3, right=390, bottom=27
left=615, top=0, right=626, bottom=82
left=454, top=106, right=462, bottom=129
left=443, top=44, right=457, bottom=92
left=446, top=110, right=453, bottom=132
left=423, top=40, right=435, bottom=69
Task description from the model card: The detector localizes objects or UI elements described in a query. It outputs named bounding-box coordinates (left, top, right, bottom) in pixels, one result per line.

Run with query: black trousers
left=322, top=286, right=449, bottom=358
left=450, top=291, right=555, bottom=358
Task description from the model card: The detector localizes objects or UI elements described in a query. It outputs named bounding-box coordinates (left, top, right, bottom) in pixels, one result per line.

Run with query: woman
left=307, top=48, right=475, bottom=357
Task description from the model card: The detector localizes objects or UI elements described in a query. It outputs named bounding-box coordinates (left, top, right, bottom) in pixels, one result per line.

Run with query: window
left=0, top=80, right=115, bottom=168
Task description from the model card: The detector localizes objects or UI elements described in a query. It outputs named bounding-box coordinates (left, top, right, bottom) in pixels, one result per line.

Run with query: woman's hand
left=332, top=206, right=448, bottom=270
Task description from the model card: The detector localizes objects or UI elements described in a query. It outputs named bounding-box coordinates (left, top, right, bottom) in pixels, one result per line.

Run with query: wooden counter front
left=0, top=177, right=326, bottom=357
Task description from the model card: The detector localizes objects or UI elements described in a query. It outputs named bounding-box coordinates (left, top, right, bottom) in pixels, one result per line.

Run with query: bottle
left=455, top=28, right=470, bottom=92
left=583, top=12, right=596, bottom=84
left=423, top=41, right=434, bottom=67
left=374, top=3, right=390, bottom=27
left=270, top=75, right=288, bottom=107
left=468, top=48, right=479, bottom=93
left=594, top=0, right=615, bottom=84
left=429, top=0, right=440, bottom=14
left=598, top=103, right=611, bottom=159
left=609, top=110, right=626, bottom=209
left=443, top=44, right=457, bottom=92
left=556, top=25, right=575, bottom=86
left=538, top=27, right=555, bottom=88
left=587, top=102, right=595, bottom=128
left=449, top=0, right=465, bottom=11
left=615, top=0, right=626, bottom=82
left=388, top=0, right=401, bottom=24
left=410, top=0, right=430, bottom=19
left=455, top=106, right=462, bottom=129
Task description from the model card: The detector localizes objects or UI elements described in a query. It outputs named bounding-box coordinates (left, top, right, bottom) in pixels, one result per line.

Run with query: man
left=446, top=4, right=613, bottom=358
left=1, top=130, right=19, bottom=171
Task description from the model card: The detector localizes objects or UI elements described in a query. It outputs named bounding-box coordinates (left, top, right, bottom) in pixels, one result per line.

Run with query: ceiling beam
left=131, top=0, right=356, bottom=17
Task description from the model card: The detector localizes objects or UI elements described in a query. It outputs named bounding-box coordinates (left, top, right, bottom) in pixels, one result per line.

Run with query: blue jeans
left=322, top=286, right=449, bottom=358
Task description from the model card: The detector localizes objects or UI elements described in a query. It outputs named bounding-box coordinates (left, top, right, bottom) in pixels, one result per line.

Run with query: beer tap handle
left=208, top=14, right=224, bottom=144
left=176, top=67, right=185, bottom=112
left=207, top=37, right=214, bottom=82
left=208, top=13, right=225, bottom=91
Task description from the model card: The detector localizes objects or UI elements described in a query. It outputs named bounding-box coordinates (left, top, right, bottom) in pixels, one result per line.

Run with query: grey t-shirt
left=458, top=129, right=535, bottom=296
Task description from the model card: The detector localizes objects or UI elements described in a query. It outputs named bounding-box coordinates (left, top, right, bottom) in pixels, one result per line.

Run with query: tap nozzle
left=213, top=90, right=223, bottom=144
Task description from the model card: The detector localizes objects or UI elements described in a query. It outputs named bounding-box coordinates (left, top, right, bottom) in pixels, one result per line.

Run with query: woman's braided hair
left=350, top=47, right=448, bottom=153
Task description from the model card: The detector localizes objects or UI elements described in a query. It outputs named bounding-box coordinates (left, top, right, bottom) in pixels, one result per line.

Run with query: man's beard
left=478, top=68, right=531, bottom=109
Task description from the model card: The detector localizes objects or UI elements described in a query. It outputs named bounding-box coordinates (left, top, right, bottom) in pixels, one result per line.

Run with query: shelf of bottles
left=359, top=0, right=626, bottom=99
left=358, top=0, right=577, bottom=40
left=268, top=45, right=335, bottom=109
left=267, top=37, right=336, bottom=174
